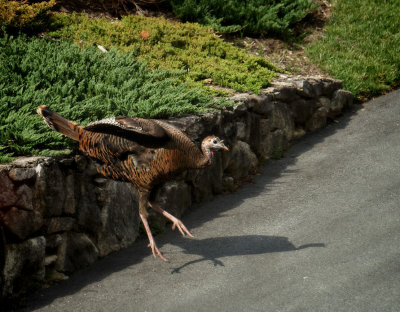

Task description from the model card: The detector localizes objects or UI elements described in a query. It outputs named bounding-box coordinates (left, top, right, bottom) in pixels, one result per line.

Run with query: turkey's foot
left=149, top=202, right=194, bottom=238
left=140, top=212, right=168, bottom=262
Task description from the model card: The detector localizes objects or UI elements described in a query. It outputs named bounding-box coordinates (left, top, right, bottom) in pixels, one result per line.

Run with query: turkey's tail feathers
left=37, top=105, right=82, bottom=141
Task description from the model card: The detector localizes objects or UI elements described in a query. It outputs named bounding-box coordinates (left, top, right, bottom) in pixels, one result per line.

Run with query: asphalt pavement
left=20, top=90, right=400, bottom=312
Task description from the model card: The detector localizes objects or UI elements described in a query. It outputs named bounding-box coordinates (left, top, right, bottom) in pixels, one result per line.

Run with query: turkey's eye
left=213, top=140, right=217, bottom=144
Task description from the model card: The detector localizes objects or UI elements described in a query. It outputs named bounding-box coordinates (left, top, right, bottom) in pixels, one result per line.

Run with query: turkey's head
left=201, top=136, right=229, bottom=161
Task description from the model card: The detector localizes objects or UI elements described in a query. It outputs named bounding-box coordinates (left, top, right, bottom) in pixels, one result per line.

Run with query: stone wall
left=0, top=75, right=353, bottom=300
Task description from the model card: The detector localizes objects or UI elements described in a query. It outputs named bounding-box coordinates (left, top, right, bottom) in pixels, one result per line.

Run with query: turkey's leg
left=149, top=202, right=194, bottom=238
left=138, top=191, right=167, bottom=262
left=139, top=213, right=168, bottom=262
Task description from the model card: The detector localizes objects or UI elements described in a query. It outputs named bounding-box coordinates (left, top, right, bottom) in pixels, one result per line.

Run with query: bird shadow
left=168, top=235, right=325, bottom=274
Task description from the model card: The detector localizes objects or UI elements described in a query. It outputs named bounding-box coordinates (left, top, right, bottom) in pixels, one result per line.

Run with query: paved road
left=22, top=91, right=400, bottom=312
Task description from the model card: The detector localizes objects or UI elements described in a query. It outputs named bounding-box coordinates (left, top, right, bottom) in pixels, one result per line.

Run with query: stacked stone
left=0, top=156, right=140, bottom=299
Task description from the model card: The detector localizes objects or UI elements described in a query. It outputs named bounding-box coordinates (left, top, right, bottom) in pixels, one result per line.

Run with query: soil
left=231, top=0, right=332, bottom=77
left=53, top=0, right=172, bottom=19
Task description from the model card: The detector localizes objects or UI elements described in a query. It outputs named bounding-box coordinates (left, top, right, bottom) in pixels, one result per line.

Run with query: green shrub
left=49, top=13, right=280, bottom=93
left=0, top=34, right=224, bottom=161
left=169, top=0, right=318, bottom=36
left=0, top=0, right=56, bottom=33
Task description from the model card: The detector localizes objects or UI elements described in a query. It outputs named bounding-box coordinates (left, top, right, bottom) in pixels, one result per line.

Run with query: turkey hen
left=37, top=105, right=228, bottom=261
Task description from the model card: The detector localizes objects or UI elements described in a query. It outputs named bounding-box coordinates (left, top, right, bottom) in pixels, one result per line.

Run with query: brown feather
left=37, top=106, right=228, bottom=261
left=84, top=116, right=169, bottom=146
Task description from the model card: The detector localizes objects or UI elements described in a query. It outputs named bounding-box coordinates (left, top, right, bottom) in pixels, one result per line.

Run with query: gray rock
left=167, top=115, right=204, bottom=142
left=8, top=168, right=36, bottom=182
left=3, top=207, right=43, bottom=240
left=34, top=162, right=65, bottom=217
left=94, top=177, right=108, bottom=186
left=223, top=122, right=238, bottom=143
left=45, top=268, right=69, bottom=283
left=321, top=78, right=343, bottom=96
left=231, top=93, right=251, bottom=104
left=256, top=119, right=272, bottom=157
left=59, top=158, right=74, bottom=167
left=94, top=180, right=139, bottom=257
left=45, top=255, right=58, bottom=266
left=15, top=184, right=34, bottom=211
left=210, top=153, right=226, bottom=194
left=318, top=96, right=331, bottom=109
left=2, top=236, right=46, bottom=296
left=55, top=232, right=98, bottom=273
left=269, top=102, right=295, bottom=141
left=270, top=81, right=301, bottom=102
left=233, top=103, right=248, bottom=115
left=76, top=179, right=103, bottom=235
left=188, top=168, right=214, bottom=203
left=331, top=89, right=353, bottom=115
left=270, top=129, right=289, bottom=156
left=222, top=176, right=235, bottom=192
left=85, top=159, right=102, bottom=176
left=47, top=217, right=76, bottom=234
left=74, top=155, right=87, bottom=171
left=46, top=233, right=63, bottom=249
left=225, top=141, right=258, bottom=179
left=0, top=170, right=16, bottom=210
left=63, top=174, right=75, bottom=215
left=188, top=150, right=226, bottom=198
left=188, top=173, right=211, bottom=203
left=288, top=98, right=316, bottom=125
left=294, top=78, right=323, bottom=98
left=246, top=95, right=274, bottom=116
left=306, top=107, right=328, bottom=131
left=235, top=121, right=247, bottom=141
left=9, top=156, right=49, bottom=168
left=293, top=128, right=307, bottom=140
left=201, top=113, right=221, bottom=134
left=153, top=180, right=192, bottom=227
left=245, top=113, right=263, bottom=156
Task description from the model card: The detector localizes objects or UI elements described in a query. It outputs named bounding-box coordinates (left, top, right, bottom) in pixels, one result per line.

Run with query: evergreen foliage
left=169, top=0, right=318, bottom=36
left=49, top=13, right=280, bottom=93
left=0, top=34, right=224, bottom=161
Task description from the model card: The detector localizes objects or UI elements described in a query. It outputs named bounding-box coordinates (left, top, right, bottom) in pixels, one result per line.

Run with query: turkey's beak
left=221, top=142, right=229, bottom=151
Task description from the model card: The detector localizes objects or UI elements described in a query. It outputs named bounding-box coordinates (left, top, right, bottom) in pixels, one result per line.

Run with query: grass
left=48, top=13, right=280, bottom=93
left=305, top=0, right=400, bottom=99
left=0, top=34, right=228, bottom=162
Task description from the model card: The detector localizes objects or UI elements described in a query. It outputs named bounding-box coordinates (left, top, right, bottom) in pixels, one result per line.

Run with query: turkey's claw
left=149, top=202, right=194, bottom=238
left=171, top=219, right=194, bottom=237
left=140, top=212, right=168, bottom=262
left=147, top=242, right=168, bottom=262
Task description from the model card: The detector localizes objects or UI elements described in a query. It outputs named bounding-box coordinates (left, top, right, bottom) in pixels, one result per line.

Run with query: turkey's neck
left=198, top=142, right=213, bottom=168
left=188, top=142, right=212, bottom=169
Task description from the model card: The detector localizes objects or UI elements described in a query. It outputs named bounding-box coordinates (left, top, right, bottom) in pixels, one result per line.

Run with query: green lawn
left=306, top=0, right=400, bottom=99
